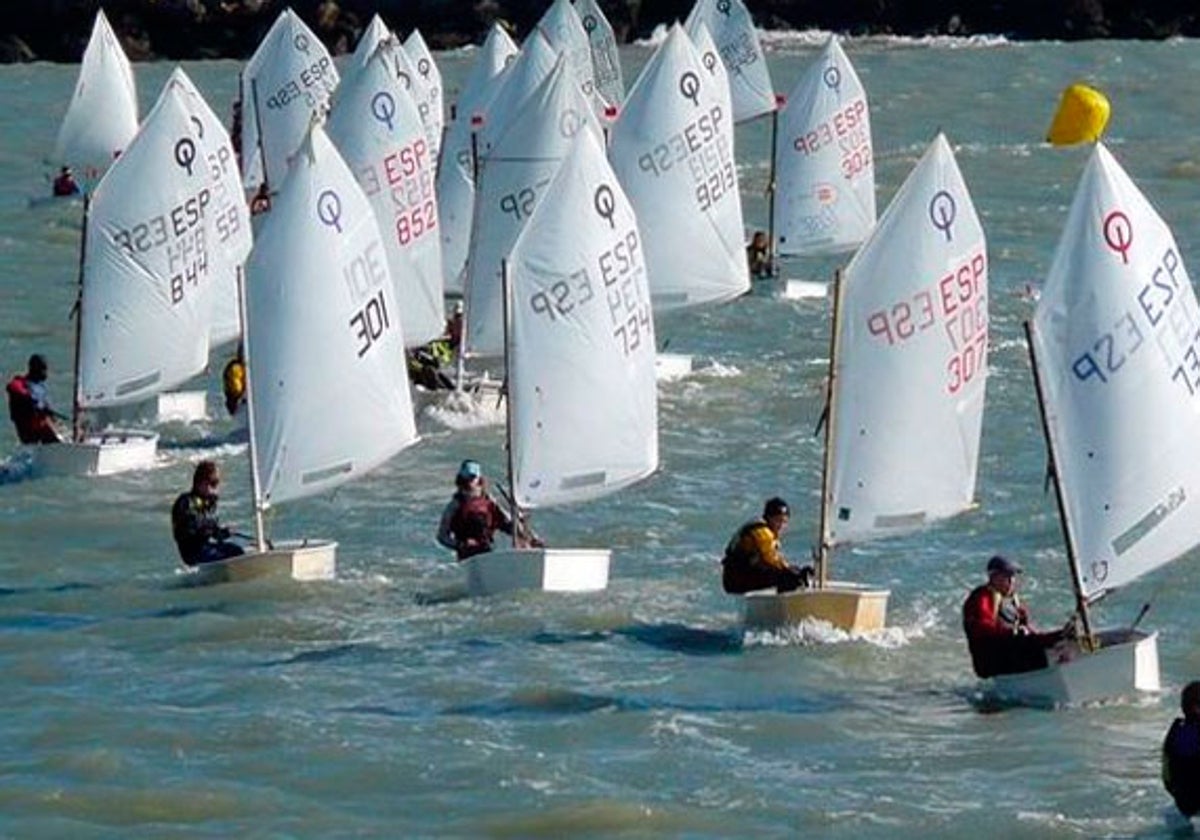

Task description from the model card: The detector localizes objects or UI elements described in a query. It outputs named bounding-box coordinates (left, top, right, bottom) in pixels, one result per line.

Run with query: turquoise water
left=3, top=33, right=1200, bottom=837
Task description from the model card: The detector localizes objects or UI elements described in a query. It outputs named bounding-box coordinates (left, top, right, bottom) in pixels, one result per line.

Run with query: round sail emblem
left=559, top=108, right=582, bottom=138
left=371, top=91, right=396, bottom=132
left=823, top=66, right=841, bottom=91
left=174, top=138, right=197, bottom=175
left=317, top=190, right=343, bottom=232
left=1091, top=560, right=1109, bottom=583
left=417, top=58, right=431, bottom=78
left=1103, top=210, right=1133, bottom=265
left=593, top=184, right=616, bottom=228
left=293, top=33, right=310, bottom=54
left=814, top=183, right=838, bottom=205
left=583, top=14, right=597, bottom=32
left=928, top=191, right=957, bottom=242
left=679, top=71, right=701, bottom=107
left=703, top=52, right=718, bottom=74
left=716, top=0, right=732, bottom=15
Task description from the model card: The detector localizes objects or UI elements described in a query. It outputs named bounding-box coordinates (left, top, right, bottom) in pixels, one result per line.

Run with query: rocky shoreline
left=2, top=0, right=1198, bottom=64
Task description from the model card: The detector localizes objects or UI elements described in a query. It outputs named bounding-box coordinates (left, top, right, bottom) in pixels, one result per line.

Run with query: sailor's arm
left=435, top=499, right=459, bottom=550
left=749, top=526, right=789, bottom=571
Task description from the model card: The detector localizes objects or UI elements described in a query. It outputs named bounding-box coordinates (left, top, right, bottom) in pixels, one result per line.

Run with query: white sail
left=773, top=36, right=876, bottom=257
left=240, top=9, right=339, bottom=192
left=327, top=44, right=445, bottom=347
left=509, top=130, right=658, bottom=508
left=245, top=124, right=417, bottom=508
left=464, top=55, right=600, bottom=357
left=349, top=14, right=392, bottom=71
left=683, top=0, right=775, bottom=123
left=436, top=23, right=519, bottom=294
left=573, top=0, right=624, bottom=109
left=609, top=23, right=748, bottom=313
left=475, top=31, right=560, bottom=156
left=402, top=29, right=446, bottom=170
left=79, top=81, right=217, bottom=408
left=169, top=67, right=253, bottom=348
left=1031, top=143, right=1200, bottom=600
left=536, top=0, right=603, bottom=116
left=54, top=9, right=138, bottom=185
left=828, top=133, right=987, bottom=544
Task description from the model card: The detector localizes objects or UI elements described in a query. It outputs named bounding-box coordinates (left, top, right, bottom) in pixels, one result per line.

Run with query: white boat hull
left=183, top=539, right=337, bottom=585
left=155, top=390, right=208, bottom=423
left=990, top=627, right=1160, bottom=708
left=465, top=547, right=610, bottom=597
left=780, top=279, right=829, bottom=301
left=30, top=429, right=159, bottom=477
left=655, top=352, right=693, bottom=382
left=742, top=581, right=891, bottom=633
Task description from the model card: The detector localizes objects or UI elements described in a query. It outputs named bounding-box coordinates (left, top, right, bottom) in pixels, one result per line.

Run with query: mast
left=249, top=77, right=270, bottom=195
left=815, top=268, right=845, bottom=588
left=1023, top=319, right=1094, bottom=643
left=70, top=195, right=90, bottom=442
left=455, top=114, right=485, bottom=391
left=501, top=257, right=519, bottom=549
left=236, top=267, right=267, bottom=552
left=765, top=97, right=781, bottom=275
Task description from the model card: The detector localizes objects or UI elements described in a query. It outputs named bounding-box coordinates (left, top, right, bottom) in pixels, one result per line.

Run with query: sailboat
left=770, top=36, right=875, bottom=299
left=53, top=9, right=138, bottom=189
left=240, top=8, right=339, bottom=194
left=402, top=29, right=445, bottom=171
left=996, top=142, right=1188, bottom=705
left=744, top=134, right=987, bottom=633
left=33, top=77, right=237, bottom=477
left=608, top=23, right=749, bottom=379
left=572, top=0, right=624, bottom=109
left=464, top=128, right=658, bottom=596
left=187, top=122, right=420, bottom=584
left=683, top=0, right=775, bottom=124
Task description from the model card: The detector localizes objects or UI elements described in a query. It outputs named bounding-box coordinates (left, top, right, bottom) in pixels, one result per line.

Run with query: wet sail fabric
left=609, top=23, right=748, bottom=313
left=464, top=55, right=600, bottom=357
left=54, top=9, right=138, bottom=185
left=773, top=36, right=876, bottom=257
left=1031, top=142, right=1200, bottom=600
left=349, top=14, right=391, bottom=72
left=474, top=31, right=560, bottom=156
left=436, top=23, right=519, bottom=294
left=245, top=125, right=417, bottom=508
left=683, top=0, right=775, bottom=124
left=327, top=45, right=445, bottom=347
left=402, top=30, right=445, bottom=170
left=169, top=67, right=253, bottom=348
left=828, top=133, right=987, bottom=545
left=573, top=0, right=624, bottom=109
left=536, top=0, right=603, bottom=116
left=240, top=9, right=339, bottom=192
left=79, top=82, right=217, bottom=408
left=508, top=130, right=658, bottom=508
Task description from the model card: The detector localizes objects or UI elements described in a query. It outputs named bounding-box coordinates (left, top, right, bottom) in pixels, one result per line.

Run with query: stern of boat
left=31, top=430, right=159, bottom=477
left=183, top=539, right=337, bottom=585
left=743, top=581, right=890, bottom=633
left=465, top=547, right=610, bottom=597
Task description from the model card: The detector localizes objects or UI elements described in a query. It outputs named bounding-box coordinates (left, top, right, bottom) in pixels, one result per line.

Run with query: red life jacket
left=7, top=375, right=55, bottom=443
left=450, top=494, right=503, bottom=558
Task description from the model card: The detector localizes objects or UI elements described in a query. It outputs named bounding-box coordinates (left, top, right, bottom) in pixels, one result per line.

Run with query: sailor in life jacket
left=721, top=497, right=813, bottom=594
left=222, top=343, right=246, bottom=416
left=436, top=459, right=516, bottom=560
left=6, top=353, right=61, bottom=444
left=1164, top=681, right=1200, bottom=819
left=961, top=554, right=1064, bottom=678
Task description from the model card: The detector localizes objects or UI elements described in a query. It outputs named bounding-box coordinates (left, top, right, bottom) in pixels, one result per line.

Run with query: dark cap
left=456, top=459, right=482, bottom=481
left=763, top=497, right=790, bottom=518
left=987, top=554, right=1022, bottom=576
left=27, top=354, right=47, bottom=373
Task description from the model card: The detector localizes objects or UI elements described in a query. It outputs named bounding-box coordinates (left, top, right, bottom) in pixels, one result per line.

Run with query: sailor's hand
left=1015, top=605, right=1031, bottom=626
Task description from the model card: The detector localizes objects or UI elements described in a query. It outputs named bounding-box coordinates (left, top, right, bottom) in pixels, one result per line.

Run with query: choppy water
left=4, top=32, right=1200, bottom=838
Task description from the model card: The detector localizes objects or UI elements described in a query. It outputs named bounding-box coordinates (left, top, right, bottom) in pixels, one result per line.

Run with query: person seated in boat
left=171, top=460, right=245, bottom=566
left=407, top=342, right=455, bottom=391
left=436, top=459, right=521, bottom=560
left=249, top=183, right=271, bottom=216
left=446, top=301, right=463, bottom=352
left=222, top=343, right=246, bottom=416
left=7, top=353, right=63, bottom=444
left=1164, top=681, right=1200, bottom=819
left=746, top=230, right=772, bottom=280
left=721, top=497, right=814, bottom=594
left=961, top=554, right=1065, bottom=678
left=52, top=166, right=80, bottom=197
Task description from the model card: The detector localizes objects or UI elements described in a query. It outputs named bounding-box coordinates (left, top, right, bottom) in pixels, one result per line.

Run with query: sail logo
left=594, top=184, right=616, bottom=227
left=173, top=137, right=197, bottom=175
left=1103, top=210, right=1133, bottom=264
left=929, top=191, right=956, bottom=241
left=371, top=91, right=396, bottom=132
left=823, top=65, right=841, bottom=91
left=679, top=72, right=701, bottom=107
left=317, top=190, right=343, bottom=232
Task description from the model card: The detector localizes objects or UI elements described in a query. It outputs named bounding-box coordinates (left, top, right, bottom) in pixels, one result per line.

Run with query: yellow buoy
left=1047, top=83, right=1111, bottom=146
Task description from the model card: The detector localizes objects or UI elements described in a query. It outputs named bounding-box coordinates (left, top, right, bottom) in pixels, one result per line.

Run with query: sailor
left=222, top=343, right=246, bottom=416
left=435, top=460, right=517, bottom=560
left=721, top=497, right=814, bottom=594
left=52, top=166, right=80, bottom=197
left=961, top=555, right=1064, bottom=678
left=171, top=460, right=245, bottom=566
left=6, top=354, right=62, bottom=444
left=1164, top=681, right=1200, bottom=819
left=746, top=230, right=772, bottom=279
